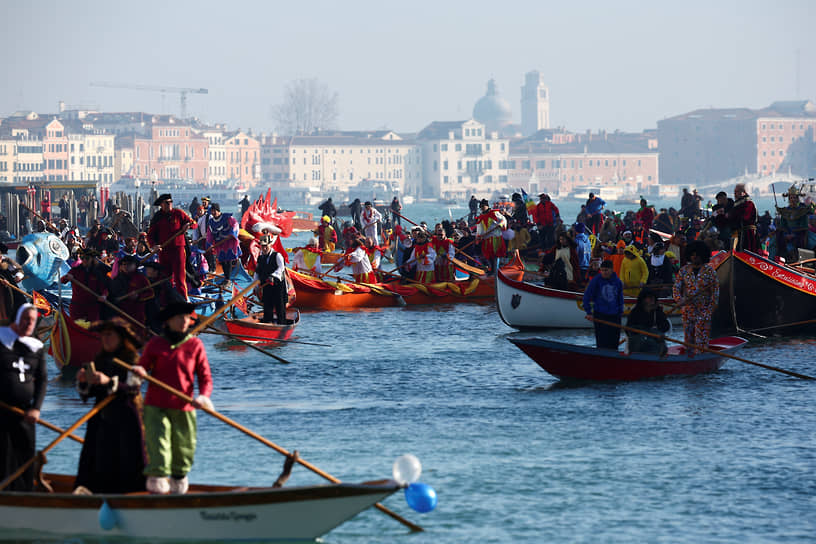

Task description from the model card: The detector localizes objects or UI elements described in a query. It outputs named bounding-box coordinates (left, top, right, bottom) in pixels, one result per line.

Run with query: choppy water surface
left=35, top=302, right=816, bottom=543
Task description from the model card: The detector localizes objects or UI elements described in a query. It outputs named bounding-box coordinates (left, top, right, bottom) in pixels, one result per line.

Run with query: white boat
left=569, top=185, right=624, bottom=202
left=0, top=473, right=401, bottom=541
left=496, top=254, right=680, bottom=329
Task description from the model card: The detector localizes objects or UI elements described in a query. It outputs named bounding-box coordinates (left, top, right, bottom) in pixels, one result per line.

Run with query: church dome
left=473, top=79, right=513, bottom=130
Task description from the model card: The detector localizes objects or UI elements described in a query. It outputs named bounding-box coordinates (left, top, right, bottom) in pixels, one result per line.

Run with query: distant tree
left=272, top=78, right=339, bottom=135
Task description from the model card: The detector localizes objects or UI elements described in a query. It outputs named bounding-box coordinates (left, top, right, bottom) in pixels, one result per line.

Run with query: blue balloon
left=404, top=482, right=437, bottom=513
left=99, top=500, right=118, bottom=530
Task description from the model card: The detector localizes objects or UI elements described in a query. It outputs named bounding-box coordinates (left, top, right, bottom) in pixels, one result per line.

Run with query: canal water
left=21, top=198, right=816, bottom=543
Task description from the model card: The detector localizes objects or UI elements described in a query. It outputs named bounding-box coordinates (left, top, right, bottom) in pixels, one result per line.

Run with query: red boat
left=223, top=310, right=300, bottom=343
left=49, top=311, right=102, bottom=376
left=509, top=336, right=748, bottom=381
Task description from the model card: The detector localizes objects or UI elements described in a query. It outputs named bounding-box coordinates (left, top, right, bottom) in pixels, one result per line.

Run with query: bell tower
left=521, top=70, right=550, bottom=137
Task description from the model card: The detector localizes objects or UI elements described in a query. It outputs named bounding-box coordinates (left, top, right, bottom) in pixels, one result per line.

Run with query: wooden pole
left=590, top=317, right=815, bottom=380
left=112, top=276, right=171, bottom=302
left=67, top=277, right=153, bottom=335
left=142, top=222, right=192, bottom=262
left=173, top=279, right=260, bottom=348
left=0, top=400, right=84, bottom=444
left=201, top=328, right=331, bottom=347
left=391, top=209, right=487, bottom=271
left=111, top=357, right=423, bottom=532
left=0, top=394, right=115, bottom=491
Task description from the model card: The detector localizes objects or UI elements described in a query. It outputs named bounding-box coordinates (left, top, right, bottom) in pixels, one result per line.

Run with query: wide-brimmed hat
left=157, top=301, right=196, bottom=322
left=142, top=261, right=162, bottom=271
left=259, top=234, right=274, bottom=246
left=153, top=194, right=172, bottom=206
left=89, top=317, right=143, bottom=348
left=79, top=247, right=100, bottom=257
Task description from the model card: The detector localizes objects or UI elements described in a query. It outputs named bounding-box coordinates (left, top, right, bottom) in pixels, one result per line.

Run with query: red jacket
left=533, top=201, right=559, bottom=226
left=147, top=209, right=192, bottom=248
left=138, top=335, right=212, bottom=411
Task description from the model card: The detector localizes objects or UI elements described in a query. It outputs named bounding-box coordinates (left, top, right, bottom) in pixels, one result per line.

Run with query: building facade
left=658, top=101, right=816, bottom=185
left=224, top=131, right=260, bottom=187
left=417, top=119, right=510, bottom=200
left=132, top=121, right=209, bottom=185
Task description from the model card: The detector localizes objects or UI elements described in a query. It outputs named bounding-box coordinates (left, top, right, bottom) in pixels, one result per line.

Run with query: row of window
left=291, top=147, right=406, bottom=154
left=760, top=122, right=813, bottom=130
left=442, top=174, right=508, bottom=184
left=434, top=142, right=506, bottom=152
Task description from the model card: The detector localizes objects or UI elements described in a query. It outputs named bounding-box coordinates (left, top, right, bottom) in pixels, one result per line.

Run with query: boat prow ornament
left=511, top=293, right=521, bottom=309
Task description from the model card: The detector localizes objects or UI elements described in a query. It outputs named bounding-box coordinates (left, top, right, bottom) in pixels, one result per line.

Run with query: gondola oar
left=201, top=328, right=331, bottom=347
left=203, top=324, right=292, bottom=364
left=112, top=276, right=171, bottom=302
left=0, top=394, right=116, bottom=491
left=742, top=318, right=816, bottom=334
left=0, top=400, right=84, bottom=444
left=67, top=277, right=154, bottom=335
left=589, top=317, right=815, bottom=380
left=141, top=221, right=192, bottom=263
left=111, top=357, right=424, bottom=532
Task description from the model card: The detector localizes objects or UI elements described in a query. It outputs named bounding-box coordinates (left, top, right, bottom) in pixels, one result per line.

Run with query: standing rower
left=147, top=194, right=193, bottom=300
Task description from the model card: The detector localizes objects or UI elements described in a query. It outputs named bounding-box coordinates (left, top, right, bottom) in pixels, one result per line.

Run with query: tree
left=272, top=78, right=339, bottom=135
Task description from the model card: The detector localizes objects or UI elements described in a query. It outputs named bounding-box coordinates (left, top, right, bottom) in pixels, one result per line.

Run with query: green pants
left=143, top=405, right=197, bottom=478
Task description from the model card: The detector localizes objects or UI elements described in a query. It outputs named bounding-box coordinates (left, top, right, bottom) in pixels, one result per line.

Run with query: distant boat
left=569, top=185, right=624, bottom=202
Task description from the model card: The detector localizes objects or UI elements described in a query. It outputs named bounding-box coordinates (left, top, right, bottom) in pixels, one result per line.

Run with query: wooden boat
left=509, top=335, right=748, bottom=381
left=290, top=210, right=319, bottom=232
left=0, top=473, right=401, bottom=541
left=49, top=311, right=102, bottom=375
left=711, top=249, right=816, bottom=334
left=496, top=253, right=680, bottom=329
left=289, top=269, right=494, bottom=310
left=224, top=310, right=300, bottom=343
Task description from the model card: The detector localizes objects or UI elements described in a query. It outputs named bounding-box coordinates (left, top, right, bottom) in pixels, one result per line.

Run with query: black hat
left=142, top=261, right=162, bottom=271
left=0, top=242, right=7, bottom=254
left=158, top=301, right=196, bottom=322
left=364, top=201, right=372, bottom=206
left=600, top=260, right=614, bottom=269
left=119, top=254, right=140, bottom=265
left=480, top=199, right=489, bottom=208
left=153, top=194, right=172, bottom=206
left=210, top=203, right=220, bottom=212
left=89, top=318, right=143, bottom=348
left=79, top=247, right=100, bottom=257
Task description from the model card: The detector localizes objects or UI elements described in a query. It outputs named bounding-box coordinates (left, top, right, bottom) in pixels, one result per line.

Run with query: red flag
left=32, top=291, right=51, bottom=316
left=232, top=285, right=248, bottom=315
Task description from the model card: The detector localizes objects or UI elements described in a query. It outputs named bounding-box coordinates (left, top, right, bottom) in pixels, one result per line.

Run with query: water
left=20, top=201, right=816, bottom=543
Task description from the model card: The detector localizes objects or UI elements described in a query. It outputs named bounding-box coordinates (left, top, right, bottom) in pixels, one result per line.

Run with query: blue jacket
left=583, top=272, right=624, bottom=316
left=586, top=197, right=605, bottom=216
left=575, top=232, right=590, bottom=269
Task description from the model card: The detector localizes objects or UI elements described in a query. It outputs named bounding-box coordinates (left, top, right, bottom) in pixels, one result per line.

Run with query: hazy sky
left=2, top=0, right=814, bottom=135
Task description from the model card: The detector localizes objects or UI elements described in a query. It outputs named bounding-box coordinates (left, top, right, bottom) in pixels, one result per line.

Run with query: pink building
left=132, top=121, right=209, bottom=185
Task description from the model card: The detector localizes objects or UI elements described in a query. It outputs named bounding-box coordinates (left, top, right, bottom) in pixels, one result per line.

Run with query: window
left=455, top=144, right=461, bottom=151
left=441, top=144, right=448, bottom=151
left=443, top=175, right=449, bottom=184
left=443, top=160, right=448, bottom=170
left=589, top=160, right=593, bottom=167
left=433, top=144, right=438, bottom=152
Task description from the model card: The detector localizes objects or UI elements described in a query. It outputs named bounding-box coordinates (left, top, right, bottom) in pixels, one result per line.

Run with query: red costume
left=60, top=263, right=109, bottom=322
left=138, top=336, right=212, bottom=412
left=147, top=208, right=192, bottom=299
left=635, top=206, right=655, bottom=235
left=728, top=196, right=758, bottom=253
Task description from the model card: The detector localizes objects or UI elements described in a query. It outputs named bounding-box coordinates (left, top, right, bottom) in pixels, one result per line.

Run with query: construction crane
left=90, top=82, right=208, bottom=119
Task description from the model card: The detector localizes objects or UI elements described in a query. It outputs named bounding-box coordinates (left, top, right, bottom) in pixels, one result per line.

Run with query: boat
left=509, top=335, right=748, bottom=381
left=49, top=311, right=102, bottom=376
left=289, top=269, right=494, bottom=310
left=0, top=473, right=401, bottom=541
left=223, top=310, right=300, bottom=343
left=710, top=249, right=816, bottom=334
left=496, top=253, right=680, bottom=329
left=289, top=210, right=319, bottom=232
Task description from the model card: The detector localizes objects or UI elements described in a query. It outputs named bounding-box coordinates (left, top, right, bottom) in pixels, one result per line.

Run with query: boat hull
left=712, top=250, right=816, bottom=334
left=224, top=310, right=299, bottom=343
left=496, top=255, right=679, bottom=329
left=0, top=474, right=400, bottom=541
left=49, top=312, right=102, bottom=373
left=509, top=336, right=747, bottom=381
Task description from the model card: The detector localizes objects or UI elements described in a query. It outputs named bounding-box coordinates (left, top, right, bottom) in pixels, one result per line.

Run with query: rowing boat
left=0, top=473, right=401, bottom=541
left=496, top=253, right=680, bottom=329
left=223, top=310, right=300, bottom=343
left=289, top=269, right=494, bottom=309
left=509, top=335, right=748, bottom=381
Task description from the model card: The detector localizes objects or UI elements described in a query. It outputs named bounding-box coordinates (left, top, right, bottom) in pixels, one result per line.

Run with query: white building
left=416, top=119, right=510, bottom=200
left=67, top=131, right=115, bottom=183
left=261, top=132, right=423, bottom=197
left=200, top=128, right=227, bottom=185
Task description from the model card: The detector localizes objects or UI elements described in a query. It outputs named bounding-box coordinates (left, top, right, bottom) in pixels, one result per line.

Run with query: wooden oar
left=204, top=325, right=292, bottom=364
left=0, top=400, right=84, bottom=444
left=112, top=276, right=171, bottom=302
left=787, top=257, right=816, bottom=267
left=590, top=317, right=815, bottom=380
left=172, top=279, right=260, bottom=349
left=0, top=394, right=116, bottom=491
left=742, top=318, right=816, bottom=334
left=201, top=328, right=331, bottom=347
left=314, top=271, right=407, bottom=306
left=20, top=203, right=60, bottom=234
left=110, top=357, right=423, bottom=532
left=67, top=277, right=154, bottom=335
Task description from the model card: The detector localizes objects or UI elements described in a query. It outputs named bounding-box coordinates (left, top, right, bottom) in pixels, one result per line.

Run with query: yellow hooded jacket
left=619, top=246, right=648, bottom=293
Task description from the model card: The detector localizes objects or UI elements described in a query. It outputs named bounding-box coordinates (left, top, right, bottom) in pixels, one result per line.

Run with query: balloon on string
left=404, top=482, right=437, bottom=513
left=99, top=500, right=118, bottom=530
left=392, top=454, right=422, bottom=485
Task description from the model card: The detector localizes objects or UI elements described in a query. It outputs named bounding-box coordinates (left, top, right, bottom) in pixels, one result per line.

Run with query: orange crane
left=90, top=82, right=208, bottom=118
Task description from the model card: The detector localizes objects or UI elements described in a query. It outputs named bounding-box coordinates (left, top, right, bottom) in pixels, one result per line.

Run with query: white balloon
left=392, top=454, right=422, bottom=485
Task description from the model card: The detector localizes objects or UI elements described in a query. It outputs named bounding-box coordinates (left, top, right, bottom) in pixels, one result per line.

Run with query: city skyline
left=2, top=0, right=814, bottom=135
